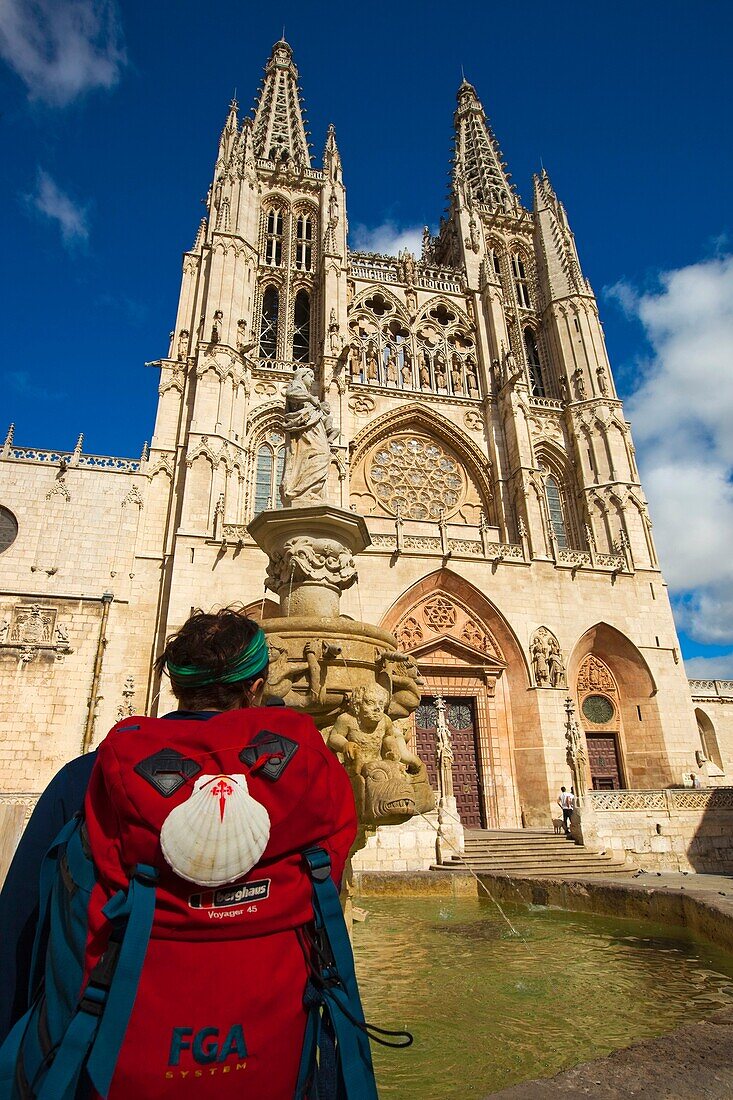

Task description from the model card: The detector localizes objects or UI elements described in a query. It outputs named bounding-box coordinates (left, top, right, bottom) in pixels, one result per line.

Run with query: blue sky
left=1, top=0, right=732, bottom=674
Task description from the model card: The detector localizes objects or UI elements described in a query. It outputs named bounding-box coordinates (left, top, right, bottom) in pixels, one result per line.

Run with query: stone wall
left=587, top=788, right=733, bottom=872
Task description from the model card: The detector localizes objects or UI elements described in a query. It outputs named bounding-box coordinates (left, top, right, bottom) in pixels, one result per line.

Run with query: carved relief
left=423, top=597, right=457, bottom=630
left=530, top=626, right=566, bottom=688
left=266, top=537, right=357, bottom=594
left=577, top=653, right=616, bottom=695
left=116, top=676, right=136, bottom=720
left=254, top=381, right=277, bottom=396
left=348, top=394, right=376, bottom=416
left=464, top=410, right=483, bottom=432
left=394, top=616, right=424, bottom=649
left=393, top=593, right=502, bottom=660
left=9, top=604, right=56, bottom=644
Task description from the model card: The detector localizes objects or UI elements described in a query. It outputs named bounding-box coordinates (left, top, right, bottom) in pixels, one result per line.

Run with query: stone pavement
left=485, top=1005, right=733, bottom=1099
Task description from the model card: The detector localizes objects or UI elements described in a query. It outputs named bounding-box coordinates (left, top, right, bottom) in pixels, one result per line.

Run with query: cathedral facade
left=0, top=40, right=722, bottom=842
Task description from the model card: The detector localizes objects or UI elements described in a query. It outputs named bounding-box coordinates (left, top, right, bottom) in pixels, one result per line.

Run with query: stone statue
left=450, top=354, right=463, bottom=393
left=280, top=367, right=331, bottom=507
left=418, top=351, right=430, bottom=389
left=435, top=351, right=447, bottom=390
left=55, top=623, right=69, bottom=645
left=596, top=364, right=609, bottom=396
left=385, top=348, right=398, bottom=385
left=211, top=310, right=223, bottom=344
left=401, top=351, right=413, bottom=388
left=327, top=683, right=433, bottom=824
left=547, top=636, right=566, bottom=687
left=531, top=633, right=549, bottom=686
left=365, top=343, right=379, bottom=382
left=466, top=360, right=479, bottom=397
left=565, top=698, right=588, bottom=803
left=349, top=342, right=361, bottom=381
left=405, top=287, right=418, bottom=316
left=400, top=250, right=416, bottom=287
left=0, top=620, right=8, bottom=644
left=177, top=329, right=189, bottom=361
left=236, top=318, right=248, bottom=352
left=574, top=364, right=586, bottom=399
left=320, top=400, right=339, bottom=445
left=328, top=310, right=343, bottom=356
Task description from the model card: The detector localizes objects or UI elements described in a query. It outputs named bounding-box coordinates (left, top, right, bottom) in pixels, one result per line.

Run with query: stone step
left=431, top=864, right=631, bottom=877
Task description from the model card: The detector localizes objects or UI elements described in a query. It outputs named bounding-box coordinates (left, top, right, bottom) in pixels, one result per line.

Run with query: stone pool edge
left=352, top=869, right=733, bottom=955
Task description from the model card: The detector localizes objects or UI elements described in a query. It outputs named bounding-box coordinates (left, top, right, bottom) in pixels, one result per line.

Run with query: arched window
left=512, top=254, right=531, bottom=308
left=253, top=430, right=286, bottom=515
left=524, top=328, right=545, bottom=397
left=265, top=208, right=283, bottom=266
left=293, top=289, right=310, bottom=363
left=259, top=286, right=279, bottom=359
left=545, top=474, right=569, bottom=548
left=295, top=215, right=313, bottom=271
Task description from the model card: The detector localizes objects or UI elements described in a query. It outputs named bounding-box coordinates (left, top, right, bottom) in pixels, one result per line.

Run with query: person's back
left=0, top=607, right=376, bottom=1099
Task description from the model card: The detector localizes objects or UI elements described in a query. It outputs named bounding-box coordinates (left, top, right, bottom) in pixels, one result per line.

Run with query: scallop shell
left=160, top=773, right=270, bottom=887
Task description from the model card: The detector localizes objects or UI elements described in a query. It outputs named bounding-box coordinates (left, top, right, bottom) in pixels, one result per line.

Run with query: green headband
left=167, top=628, right=269, bottom=688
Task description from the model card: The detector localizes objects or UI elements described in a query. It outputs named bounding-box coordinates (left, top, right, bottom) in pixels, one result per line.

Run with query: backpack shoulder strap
left=296, top=848, right=379, bottom=1100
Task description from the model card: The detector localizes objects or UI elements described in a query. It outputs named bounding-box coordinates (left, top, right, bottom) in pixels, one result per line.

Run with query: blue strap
left=85, top=864, right=158, bottom=1098
left=29, top=816, right=80, bottom=1000
left=300, top=849, right=378, bottom=1100
left=36, top=997, right=101, bottom=1100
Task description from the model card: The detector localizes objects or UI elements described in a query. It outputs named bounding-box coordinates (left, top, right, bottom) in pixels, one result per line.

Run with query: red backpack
left=0, top=706, right=388, bottom=1099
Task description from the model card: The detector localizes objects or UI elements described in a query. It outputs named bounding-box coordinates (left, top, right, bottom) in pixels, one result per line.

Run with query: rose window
left=366, top=435, right=466, bottom=520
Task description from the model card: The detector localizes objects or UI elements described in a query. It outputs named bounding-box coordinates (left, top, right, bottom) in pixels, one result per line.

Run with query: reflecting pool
left=353, top=896, right=733, bottom=1099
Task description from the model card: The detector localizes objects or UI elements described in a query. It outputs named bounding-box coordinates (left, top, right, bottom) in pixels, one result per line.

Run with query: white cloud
left=0, top=0, right=125, bottom=107
left=684, top=653, right=733, bottom=680
left=350, top=221, right=424, bottom=257
left=27, top=169, right=89, bottom=245
left=609, top=254, right=733, bottom=644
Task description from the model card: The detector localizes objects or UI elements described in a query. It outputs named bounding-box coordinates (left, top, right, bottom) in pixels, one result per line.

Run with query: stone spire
left=216, top=96, right=240, bottom=166
left=533, top=169, right=591, bottom=302
left=251, top=39, right=311, bottom=168
left=453, top=79, right=517, bottom=214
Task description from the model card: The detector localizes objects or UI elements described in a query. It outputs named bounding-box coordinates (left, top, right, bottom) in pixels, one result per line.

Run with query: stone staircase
left=433, top=828, right=633, bottom=878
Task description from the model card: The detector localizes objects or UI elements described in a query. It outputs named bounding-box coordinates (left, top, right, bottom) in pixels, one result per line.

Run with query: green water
left=352, top=896, right=733, bottom=1099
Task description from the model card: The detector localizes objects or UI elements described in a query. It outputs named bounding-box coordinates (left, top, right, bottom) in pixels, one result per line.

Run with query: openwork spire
left=533, top=169, right=590, bottom=300
left=453, top=80, right=516, bottom=213
left=251, top=39, right=311, bottom=168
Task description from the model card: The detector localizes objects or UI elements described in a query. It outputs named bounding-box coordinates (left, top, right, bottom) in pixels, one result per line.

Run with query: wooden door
left=414, top=697, right=484, bottom=827
left=586, top=733, right=622, bottom=790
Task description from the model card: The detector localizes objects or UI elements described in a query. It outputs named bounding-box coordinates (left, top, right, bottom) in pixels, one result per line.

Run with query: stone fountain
left=247, top=368, right=435, bottom=883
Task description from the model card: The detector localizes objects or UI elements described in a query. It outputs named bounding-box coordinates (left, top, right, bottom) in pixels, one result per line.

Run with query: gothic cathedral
left=0, top=40, right=715, bottom=848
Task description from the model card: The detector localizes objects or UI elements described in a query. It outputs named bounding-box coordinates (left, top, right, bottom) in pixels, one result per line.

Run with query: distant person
left=557, top=785, right=574, bottom=836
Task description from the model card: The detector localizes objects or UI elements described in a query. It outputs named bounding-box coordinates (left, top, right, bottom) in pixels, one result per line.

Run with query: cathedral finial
left=452, top=79, right=517, bottom=213
left=2, top=423, right=14, bottom=456
left=250, top=38, right=311, bottom=167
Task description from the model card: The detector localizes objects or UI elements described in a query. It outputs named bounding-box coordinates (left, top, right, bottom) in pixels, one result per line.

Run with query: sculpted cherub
left=328, top=683, right=422, bottom=777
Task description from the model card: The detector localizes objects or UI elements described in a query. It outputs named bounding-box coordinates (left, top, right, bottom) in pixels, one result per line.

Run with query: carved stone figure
left=328, top=309, right=342, bottom=356
left=401, top=352, right=413, bottom=388
left=236, top=318, right=248, bottom=352
left=565, top=697, right=588, bottom=803
left=385, top=348, right=398, bottom=385
left=211, top=309, right=223, bottom=344
left=266, top=536, right=357, bottom=595
left=465, top=361, right=479, bottom=397
left=400, top=250, right=416, bottom=287
left=349, top=342, right=361, bottom=381
left=320, top=400, right=339, bottom=445
left=280, top=366, right=331, bottom=506
left=530, top=633, right=549, bottom=686
left=177, top=329, right=189, bottom=361
left=0, top=620, right=8, bottom=643
left=596, top=364, right=609, bottom=395
left=574, top=364, right=586, bottom=399
left=435, top=351, right=447, bottom=390
left=418, top=351, right=430, bottom=389
left=55, top=623, right=69, bottom=645
left=547, top=636, right=566, bottom=687
left=327, top=684, right=433, bottom=824
left=450, top=354, right=463, bottom=393
left=405, top=287, right=418, bottom=316
left=365, top=343, right=379, bottom=382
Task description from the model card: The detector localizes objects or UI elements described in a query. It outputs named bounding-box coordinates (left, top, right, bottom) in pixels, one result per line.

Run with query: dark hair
left=155, top=606, right=268, bottom=711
